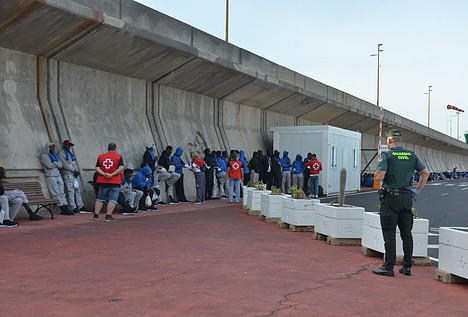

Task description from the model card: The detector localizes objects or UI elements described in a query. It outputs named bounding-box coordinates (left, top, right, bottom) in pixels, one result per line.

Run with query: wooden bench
left=3, top=182, right=59, bottom=219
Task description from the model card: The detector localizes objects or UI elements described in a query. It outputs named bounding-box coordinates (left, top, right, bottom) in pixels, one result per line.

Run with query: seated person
left=121, top=164, right=143, bottom=210
left=131, top=164, right=158, bottom=211
left=0, top=167, right=43, bottom=227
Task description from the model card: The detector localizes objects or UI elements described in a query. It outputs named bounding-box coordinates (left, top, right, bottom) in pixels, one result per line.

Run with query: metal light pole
left=371, top=43, right=384, bottom=156
left=425, top=85, right=432, bottom=127
left=371, top=43, right=383, bottom=189
left=225, top=0, right=229, bottom=42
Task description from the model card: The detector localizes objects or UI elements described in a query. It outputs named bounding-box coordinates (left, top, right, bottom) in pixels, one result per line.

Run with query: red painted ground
left=1, top=200, right=468, bottom=317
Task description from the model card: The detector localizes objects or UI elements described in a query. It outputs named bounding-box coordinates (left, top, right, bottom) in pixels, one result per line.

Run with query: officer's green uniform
left=376, top=136, right=426, bottom=269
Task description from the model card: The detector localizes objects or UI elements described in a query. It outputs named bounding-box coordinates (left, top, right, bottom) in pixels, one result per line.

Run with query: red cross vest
left=97, top=152, right=122, bottom=184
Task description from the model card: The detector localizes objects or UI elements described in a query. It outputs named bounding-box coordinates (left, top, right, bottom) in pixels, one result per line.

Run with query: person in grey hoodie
left=40, top=142, right=73, bottom=215
left=58, top=140, right=84, bottom=214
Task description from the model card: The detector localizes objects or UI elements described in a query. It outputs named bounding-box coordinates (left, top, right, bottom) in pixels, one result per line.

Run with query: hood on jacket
left=239, top=150, right=246, bottom=160
left=140, top=165, right=153, bottom=177
left=282, top=151, right=289, bottom=158
left=174, top=147, right=184, bottom=156
left=43, top=142, right=55, bottom=154
left=295, top=154, right=302, bottom=161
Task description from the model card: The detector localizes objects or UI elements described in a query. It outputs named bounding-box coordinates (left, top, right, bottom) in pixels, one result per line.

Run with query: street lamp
left=370, top=43, right=384, bottom=156
left=424, top=85, right=432, bottom=127
left=371, top=43, right=383, bottom=189
left=225, top=0, right=229, bottom=42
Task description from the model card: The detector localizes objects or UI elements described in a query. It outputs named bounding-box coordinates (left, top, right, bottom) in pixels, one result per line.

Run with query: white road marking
left=462, top=188, right=468, bottom=191
left=428, top=244, right=439, bottom=249
left=428, top=183, right=442, bottom=186
left=441, top=193, right=449, bottom=196
left=444, top=184, right=455, bottom=186
left=428, top=233, right=439, bottom=236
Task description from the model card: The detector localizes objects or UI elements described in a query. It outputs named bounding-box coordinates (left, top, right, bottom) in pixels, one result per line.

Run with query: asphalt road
left=320, top=178, right=468, bottom=265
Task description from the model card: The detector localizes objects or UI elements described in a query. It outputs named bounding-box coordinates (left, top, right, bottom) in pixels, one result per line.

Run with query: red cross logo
left=232, top=162, right=240, bottom=170
left=313, top=163, right=320, bottom=171
left=103, top=159, right=114, bottom=169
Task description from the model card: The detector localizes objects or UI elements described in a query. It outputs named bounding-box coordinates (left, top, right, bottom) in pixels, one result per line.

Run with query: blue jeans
left=228, top=178, right=241, bottom=203
left=97, top=185, right=120, bottom=204
left=309, top=175, right=319, bottom=196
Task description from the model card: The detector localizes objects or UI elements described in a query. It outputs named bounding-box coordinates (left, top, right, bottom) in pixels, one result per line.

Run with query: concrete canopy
left=0, top=0, right=467, bottom=155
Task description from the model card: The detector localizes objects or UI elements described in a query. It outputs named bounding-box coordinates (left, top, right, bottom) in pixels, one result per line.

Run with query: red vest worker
left=93, top=143, right=124, bottom=222
left=304, top=154, right=322, bottom=198
left=227, top=154, right=243, bottom=203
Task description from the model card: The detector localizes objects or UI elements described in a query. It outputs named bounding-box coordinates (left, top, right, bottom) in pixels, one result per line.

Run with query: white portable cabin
left=270, top=125, right=361, bottom=194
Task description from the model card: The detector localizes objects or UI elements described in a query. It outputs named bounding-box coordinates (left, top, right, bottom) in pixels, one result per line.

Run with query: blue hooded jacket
left=131, top=166, right=153, bottom=190
left=280, top=151, right=291, bottom=172
left=292, top=154, right=304, bottom=174
left=239, top=150, right=250, bottom=173
left=214, top=156, right=227, bottom=174
left=170, top=147, right=185, bottom=174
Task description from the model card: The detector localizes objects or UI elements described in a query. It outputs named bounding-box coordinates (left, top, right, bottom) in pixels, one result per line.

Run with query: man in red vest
left=93, top=143, right=124, bottom=222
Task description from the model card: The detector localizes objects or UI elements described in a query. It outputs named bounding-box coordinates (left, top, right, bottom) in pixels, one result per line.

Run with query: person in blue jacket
left=280, top=151, right=292, bottom=194
left=131, top=165, right=157, bottom=211
left=292, top=154, right=304, bottom=190
left=171, top=147, right=189, bottom=202
left=214, top=151, right=228, bottom=198
left=239, top=150, right=250, bottom=186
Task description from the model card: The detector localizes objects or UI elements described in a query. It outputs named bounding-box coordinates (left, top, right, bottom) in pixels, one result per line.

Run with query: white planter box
left=260, top=193, right=285, bottom=218
left=314, top=203, right=365, bottom=239
left=439, top=227, right=468, bottom=279
left=361, top=212, right=429, bottom=256
left=242, top=186, right=250, bottom=208
left=247, top=189, right=270, bottom=211
left=280, top=196, right=319, bottom=226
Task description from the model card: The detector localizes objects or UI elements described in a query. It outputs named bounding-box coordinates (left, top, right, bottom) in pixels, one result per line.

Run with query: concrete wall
left=1, top=44, right=468, bottom=209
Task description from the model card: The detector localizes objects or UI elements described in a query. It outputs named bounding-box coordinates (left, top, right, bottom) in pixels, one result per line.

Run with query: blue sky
left=136, top=0, right=468, bottom=141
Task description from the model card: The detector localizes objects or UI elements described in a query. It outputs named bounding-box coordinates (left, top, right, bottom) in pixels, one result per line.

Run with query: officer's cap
left=385, top=129, right=402, bottom=137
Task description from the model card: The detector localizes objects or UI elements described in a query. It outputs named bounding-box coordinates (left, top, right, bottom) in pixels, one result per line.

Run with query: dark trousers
left=272, top=172, right=282, bottom=188
left=205, top=172, right=213, bottom=199
left=196, top=172, right=206, bottom=202
left=175, top=173, right=187, bottom=201
left=243, top=172, right=250, bottom=186
left=303, top=169, right=310, bottom=193
left=264, top=172, right=273, bottom=190
left=379, top=192, right=414, bottom=269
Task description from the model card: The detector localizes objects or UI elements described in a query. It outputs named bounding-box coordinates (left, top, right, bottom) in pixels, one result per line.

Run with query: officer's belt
left=383, top=188, right=412, bottom=195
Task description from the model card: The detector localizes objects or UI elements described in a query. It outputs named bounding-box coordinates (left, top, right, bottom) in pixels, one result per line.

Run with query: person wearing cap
left=372, top=129, right=430, bottom=277
left=40, top=142, right=73, bottom=215
left=58, top=140, right=85, bottom=214
left=120, top=164, right=142, bottom=213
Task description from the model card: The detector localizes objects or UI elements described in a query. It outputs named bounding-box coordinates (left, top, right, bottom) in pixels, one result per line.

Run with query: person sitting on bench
left=0, top=167, right=43, bottom=227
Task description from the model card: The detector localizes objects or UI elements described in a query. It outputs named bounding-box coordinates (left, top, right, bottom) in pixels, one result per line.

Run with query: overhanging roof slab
left=156, top=58, right=255, bottom=98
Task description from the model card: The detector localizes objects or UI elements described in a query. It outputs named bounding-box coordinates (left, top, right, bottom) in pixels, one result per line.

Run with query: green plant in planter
left=290, top=186, right=306, bottom=199
left=270, top=186, right=282, bottom=195
left=253, top=181, right=266, bottom=190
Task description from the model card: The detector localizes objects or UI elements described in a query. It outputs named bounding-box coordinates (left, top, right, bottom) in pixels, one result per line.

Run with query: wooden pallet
left=247, top=209, right=260, bottom=216
left=435, top=269, right=468, bottom=284
left=276, top=221, right=314, bottom=232
left=361, top=247, right=431, bottom=266
left=312, top=232, right=361, bottom=246
left=258, top=215, right=281, bottom=223
left=289, top=224, right=314, bottom=232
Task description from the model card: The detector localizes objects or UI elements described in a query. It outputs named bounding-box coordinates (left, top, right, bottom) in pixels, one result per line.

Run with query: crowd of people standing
left=0, top=140, right=323, bottom=225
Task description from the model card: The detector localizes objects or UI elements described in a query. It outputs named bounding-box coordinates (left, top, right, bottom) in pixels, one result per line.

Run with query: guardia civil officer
left=372, top=129, right=430, bottom=277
